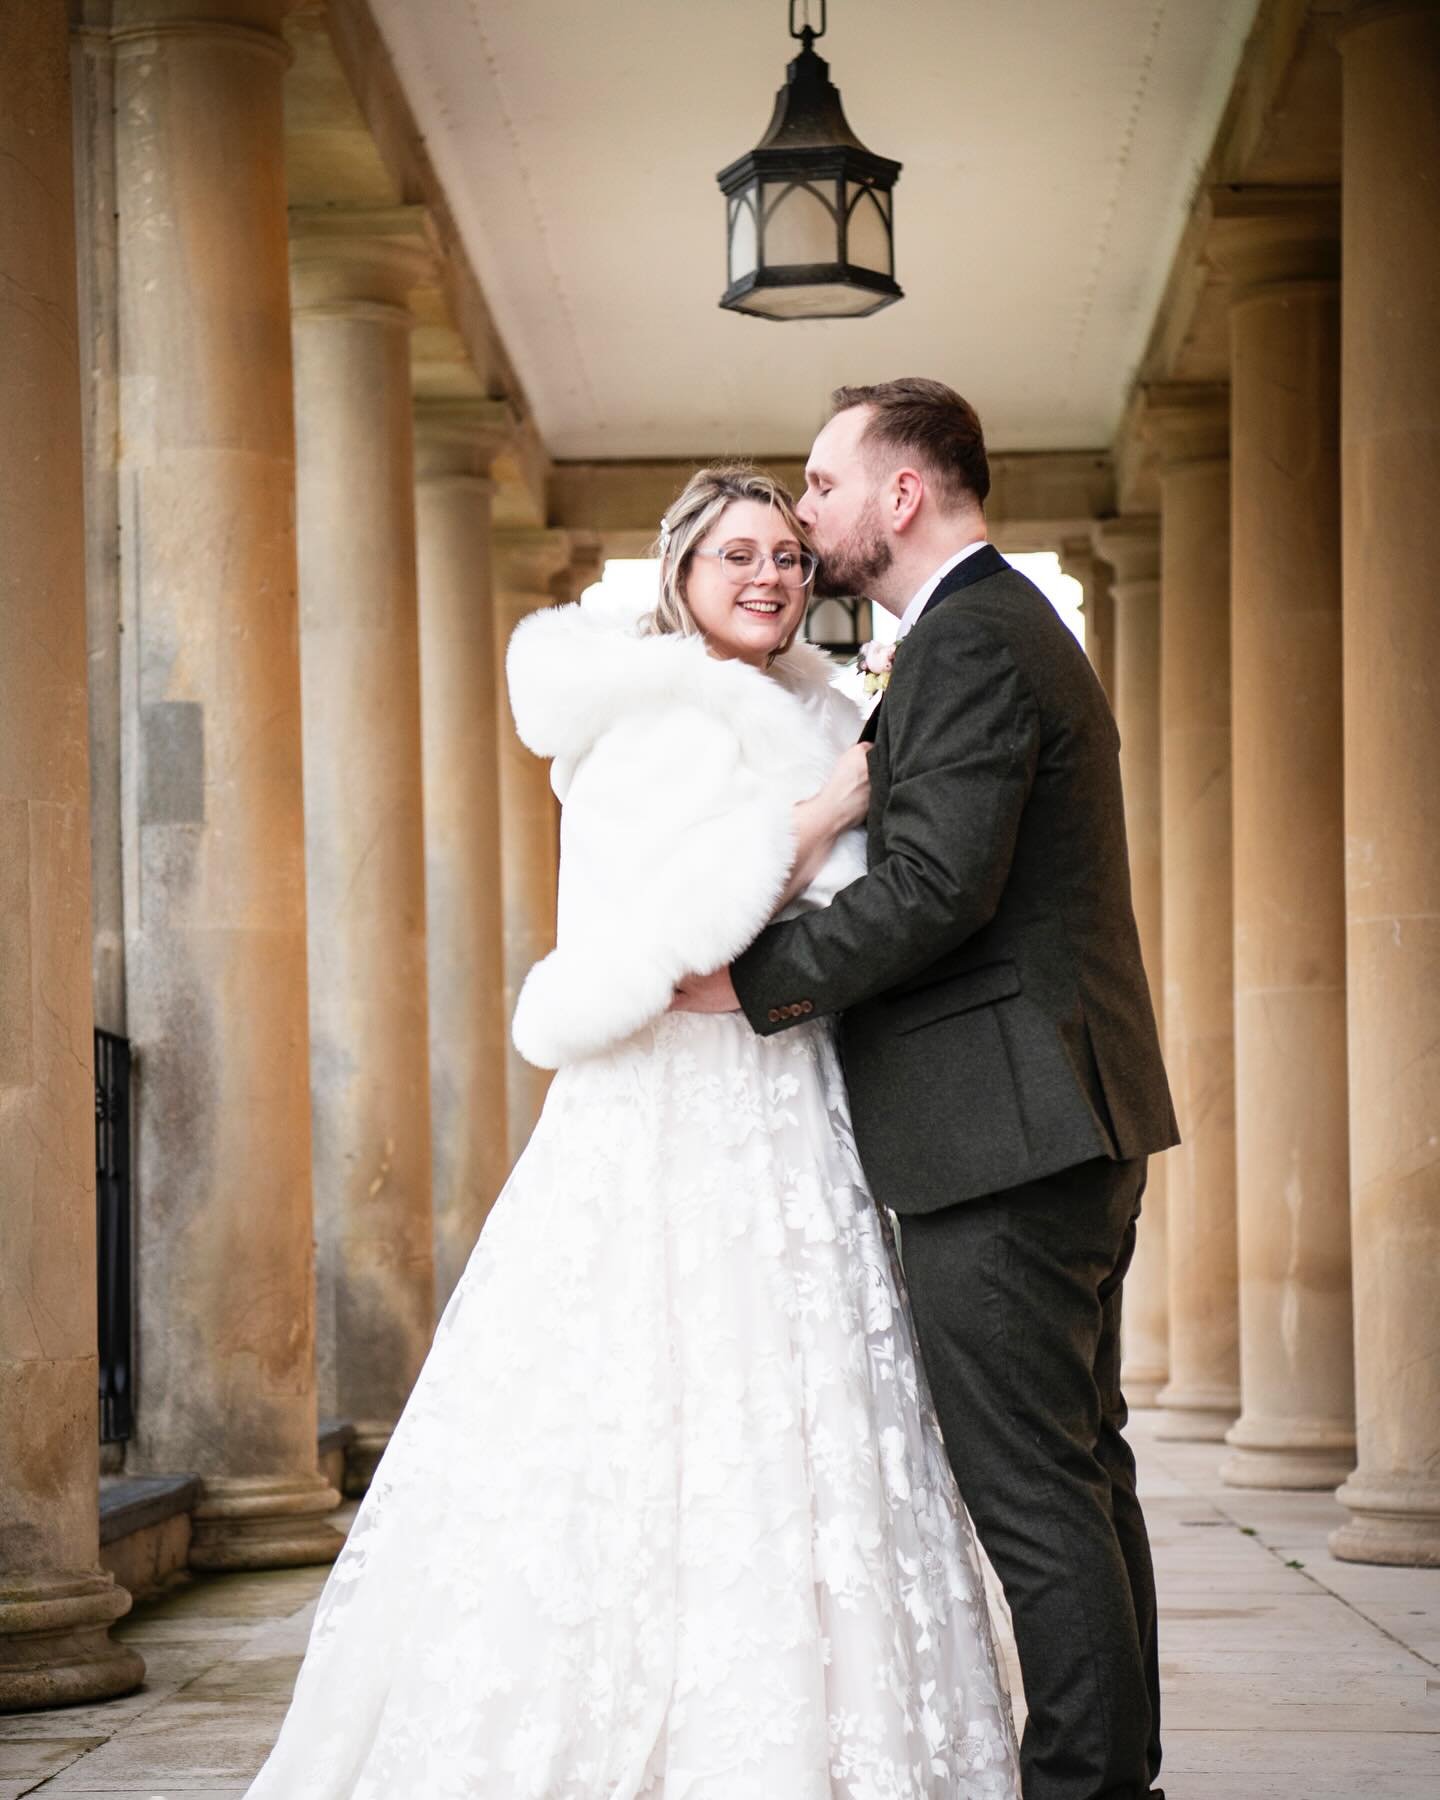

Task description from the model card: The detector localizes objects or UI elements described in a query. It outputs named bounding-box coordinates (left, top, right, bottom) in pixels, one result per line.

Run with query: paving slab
left=0, top=1742, right=105, bottom=1786
left=3, top=1416, right=1436, bottom=1797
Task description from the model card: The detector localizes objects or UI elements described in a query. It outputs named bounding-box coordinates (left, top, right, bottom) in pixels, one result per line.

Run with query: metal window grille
left=95, top=1028, right=135, bottom=1444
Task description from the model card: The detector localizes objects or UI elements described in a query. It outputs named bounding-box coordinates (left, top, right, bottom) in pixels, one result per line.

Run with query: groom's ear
left=890, top=468, right=925, bottom=534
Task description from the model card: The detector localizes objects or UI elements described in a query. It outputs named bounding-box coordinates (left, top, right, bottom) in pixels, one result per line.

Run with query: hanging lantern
left=717, top=0, right=903, bottom=321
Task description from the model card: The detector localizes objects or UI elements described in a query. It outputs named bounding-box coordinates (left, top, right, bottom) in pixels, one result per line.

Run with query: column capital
left=1056, top=533, right=1098, bottom=587
left=289, top=206, right=434, bottom=319
left=414, top=398, right=519, bottom=483
left=1207, top=185, right=1341, bottom=301
left=494, top=528, right=575, bottom=597
left=1141, top=382, right=1230, bottom=471
left=111, top=1, right=291, bottom=59
left=552, top=535, right=605, bottom=604
left=1092, top=515, right=1161, bottom=587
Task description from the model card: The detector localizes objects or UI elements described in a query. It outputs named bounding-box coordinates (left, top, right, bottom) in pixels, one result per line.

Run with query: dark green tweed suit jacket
left=732, top=545, right=1179, bottom=1214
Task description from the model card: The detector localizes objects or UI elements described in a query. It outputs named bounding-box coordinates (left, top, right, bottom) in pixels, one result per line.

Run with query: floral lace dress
left=245, top=1008, right=1021, bottom=1800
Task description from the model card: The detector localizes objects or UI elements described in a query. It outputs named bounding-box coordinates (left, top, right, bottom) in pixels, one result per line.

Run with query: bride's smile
left=678, top=495, right=816, bottom=666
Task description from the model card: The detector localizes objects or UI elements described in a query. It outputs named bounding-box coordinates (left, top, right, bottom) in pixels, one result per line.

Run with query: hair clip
left=658, top=515, right=672, bottom=555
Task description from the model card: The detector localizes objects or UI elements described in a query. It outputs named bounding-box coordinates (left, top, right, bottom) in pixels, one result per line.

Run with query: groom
left=676, top=378, right=1179, bottom=1800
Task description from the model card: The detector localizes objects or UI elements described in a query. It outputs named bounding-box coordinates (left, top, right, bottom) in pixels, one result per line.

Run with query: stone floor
left=3, top=1412, right=1437, bottom=1797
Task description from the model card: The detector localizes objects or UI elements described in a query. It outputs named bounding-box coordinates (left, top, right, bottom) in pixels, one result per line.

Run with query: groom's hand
left=670, top=967, right=741, bottom=1013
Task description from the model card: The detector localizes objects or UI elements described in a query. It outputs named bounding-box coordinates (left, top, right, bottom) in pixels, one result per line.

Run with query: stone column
left=0, top=0, right=146, bottom=1710
left=494, top=532, right=574, bottom=1159
left=1092, top=517, right=1169, bottom=1408
left=71, top=10, right=125, bottom=1036
left=1060, top=535, right=1115, bottom=705
left=1332, top=0, right=1440, bottom=1565
left=291, top=213, right=437, bottom=1491
left=1209, top=190, right=1355, bottom=1491
left=414, top=401, right=516, bottom=1309
left=1148, top=386, right=1240, bottom=1442
left=112, top=0, right=340, bottom=1568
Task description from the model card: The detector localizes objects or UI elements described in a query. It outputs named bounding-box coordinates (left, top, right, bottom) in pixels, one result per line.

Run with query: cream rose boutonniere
left=856, top=638, right=899, bottom=695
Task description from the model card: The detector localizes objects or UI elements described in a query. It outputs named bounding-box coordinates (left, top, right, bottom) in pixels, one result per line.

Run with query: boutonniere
left=855, top=637, right=900, bottom=695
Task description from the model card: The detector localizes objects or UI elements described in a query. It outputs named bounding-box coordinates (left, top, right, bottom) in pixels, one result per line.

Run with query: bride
left=244, top=467, right=1021, bottom=1800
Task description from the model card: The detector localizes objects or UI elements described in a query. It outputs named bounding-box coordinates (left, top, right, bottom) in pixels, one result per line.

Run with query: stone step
left=98, top=1424, right=352, bottom=1604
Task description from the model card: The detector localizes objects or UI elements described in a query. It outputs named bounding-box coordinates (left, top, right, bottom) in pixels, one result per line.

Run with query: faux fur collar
left=507, top=599, right=845, bottom=787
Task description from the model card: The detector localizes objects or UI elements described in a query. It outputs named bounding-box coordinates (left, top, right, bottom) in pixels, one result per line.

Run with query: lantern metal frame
left=717, top=1, right=903, bottom=322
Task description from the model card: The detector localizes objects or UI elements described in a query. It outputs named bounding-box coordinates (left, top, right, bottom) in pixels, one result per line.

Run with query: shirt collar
left=897, top=541, right=990, bottom=638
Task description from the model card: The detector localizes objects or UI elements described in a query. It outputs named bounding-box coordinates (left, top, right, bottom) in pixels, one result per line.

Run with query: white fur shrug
left=505, top=598, right=865, bottom=1069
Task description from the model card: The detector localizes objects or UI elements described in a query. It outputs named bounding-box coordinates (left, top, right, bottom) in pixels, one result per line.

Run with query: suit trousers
left=898, top=1156, right=1162, bottom=1800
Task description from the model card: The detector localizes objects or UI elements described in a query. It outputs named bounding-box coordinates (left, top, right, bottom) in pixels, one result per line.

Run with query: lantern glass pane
left=762, top=180, right=836, bottom=268
left=846, top=184, right=891, bottom=275
left=733, top=281, right=889, bottom=320
left=807, top=597, right=862, bottom=647
left=728, top=194, right=758, bottom=281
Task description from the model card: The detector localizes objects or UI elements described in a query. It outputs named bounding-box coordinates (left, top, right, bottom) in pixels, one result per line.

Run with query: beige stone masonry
left=549, top=452, right=1115, bottom=551
left=1331, top=0, right=1440, bottom=1567
left=0, top=0, right=145, bottom=1711
left=1210, top=187, right=1356, bottom=1492
left=1147, top=386, right=1241, bottom=1444
left=71, top=13, right=125, bottom=1037
left=1058, top=535, right=1116, bottom=706
left=1092, top=516, right=1170, bottom=1410
left=110, top=0, right=340, bottom=1571
left=290, top=209, right=437, bottom=1492
left=414, top=400, right=519, bottom=1308
left=493, top=532, right=576, bottom=1160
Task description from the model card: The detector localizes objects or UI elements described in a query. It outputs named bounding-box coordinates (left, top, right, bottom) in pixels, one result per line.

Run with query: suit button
left=800, top=1000, right=814, bottom=1015
left=767, top=1008, right=781, bottom=1024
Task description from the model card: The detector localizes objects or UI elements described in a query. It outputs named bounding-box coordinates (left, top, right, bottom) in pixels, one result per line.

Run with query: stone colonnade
left=7, top=5, right=1440, bottom=1723
left=1214, top=190, right=1355, bottom=1491
left=1331, top=0, right=1440, bottom=1566
left=112, top=0, right=342, bottom=1570
left=1091, top=517, right=1168, bottom=1408
left=1059, top=535, right=1116, bottom=706
left=0, top=0, right=146, bottom=1710
left=1149, top=386, right=1241, bottom=1444
left=493, top=533, right=574, bottom=1158
left=290, top=213, right=436, bottom=1490
left=414, top=401, right=518, bottom=1306
left=1092, top=0, right=1439, bottom=1564
left=1, top=0, right=582, bottom=1700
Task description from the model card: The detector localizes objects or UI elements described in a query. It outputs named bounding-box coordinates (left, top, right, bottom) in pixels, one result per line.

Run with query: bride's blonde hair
left=642, top=465, right=814, bottom=659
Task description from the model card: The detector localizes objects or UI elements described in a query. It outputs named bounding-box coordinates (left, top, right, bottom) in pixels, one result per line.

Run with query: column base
left=1122, top=1366, right=1169, bottom=1410
left=1154, top=1381, right=1239, bottom=1442
left=1330, top=1472, right=1440, bottom=1568
left=342, top=1424, right=392, bottom=1499
left=188, top=1472, right=344, bottom=1572
left=1221, top=1415, right=1356, bottom=1490
left=0, top=1570, right=145, bottom=1713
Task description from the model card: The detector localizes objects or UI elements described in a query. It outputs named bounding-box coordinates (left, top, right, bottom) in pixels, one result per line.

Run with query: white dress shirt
left=896, top=540, right=990, bottom=639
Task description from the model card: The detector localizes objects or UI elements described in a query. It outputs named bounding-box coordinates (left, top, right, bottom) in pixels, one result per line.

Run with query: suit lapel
left=854, top=543, right=1010, bottom=743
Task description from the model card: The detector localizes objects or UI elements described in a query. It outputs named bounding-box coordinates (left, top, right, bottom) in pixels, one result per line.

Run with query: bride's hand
left=821, top=743, right=873, bottom=831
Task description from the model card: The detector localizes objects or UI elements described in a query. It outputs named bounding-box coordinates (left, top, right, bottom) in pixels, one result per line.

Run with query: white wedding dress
left=245, top=605, right=1021, bottom=1800
left=247, top=1013, right=1019, bottom=1800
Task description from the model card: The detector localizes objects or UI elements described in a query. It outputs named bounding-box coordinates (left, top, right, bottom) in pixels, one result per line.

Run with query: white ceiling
left=372, top=0, right=1258, bottom=460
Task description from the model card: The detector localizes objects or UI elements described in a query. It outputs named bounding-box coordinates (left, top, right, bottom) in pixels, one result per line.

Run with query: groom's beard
left=812, top=497, right=892, bottom=599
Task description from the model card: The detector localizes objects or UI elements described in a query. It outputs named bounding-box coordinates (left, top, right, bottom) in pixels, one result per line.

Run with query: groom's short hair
left=830, top=377, right=991, bottom=511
